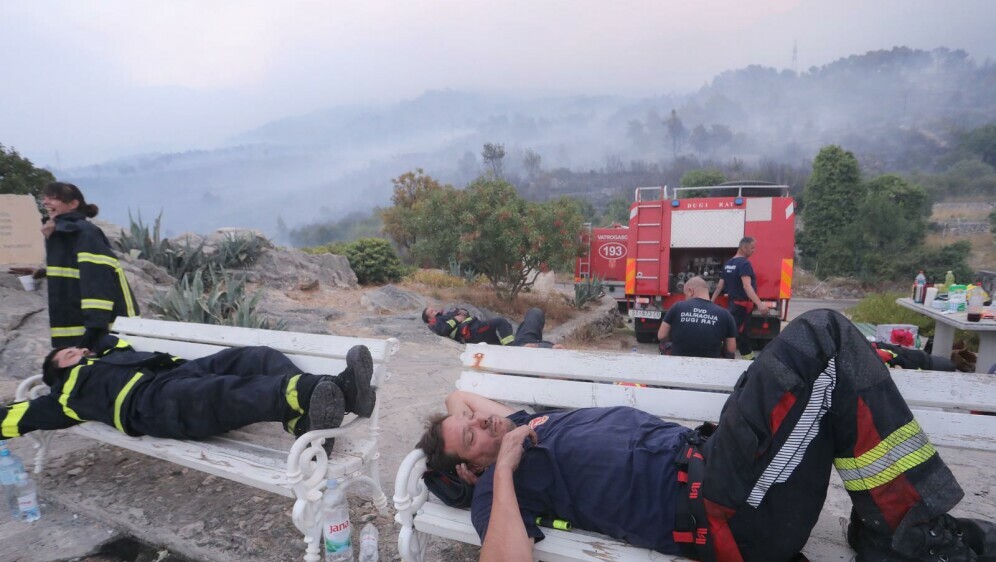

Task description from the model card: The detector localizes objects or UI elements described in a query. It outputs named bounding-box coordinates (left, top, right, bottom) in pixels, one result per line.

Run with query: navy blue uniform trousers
left=129, top=346, right=320, bottom=439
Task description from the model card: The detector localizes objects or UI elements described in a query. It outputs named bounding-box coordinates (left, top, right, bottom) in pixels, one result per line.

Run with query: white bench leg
left=393, top=449, right=431, bottom=562
left=26, top=430, right=53, bottom=474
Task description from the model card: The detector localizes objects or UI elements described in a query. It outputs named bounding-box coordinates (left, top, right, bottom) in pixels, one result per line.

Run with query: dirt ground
left=3, top=282, right=991, bottom=562
left=2, top=283, right=604, bottom=562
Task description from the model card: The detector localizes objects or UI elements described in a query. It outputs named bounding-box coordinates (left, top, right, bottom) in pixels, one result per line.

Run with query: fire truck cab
left=625, top=184, right=796, bottom=347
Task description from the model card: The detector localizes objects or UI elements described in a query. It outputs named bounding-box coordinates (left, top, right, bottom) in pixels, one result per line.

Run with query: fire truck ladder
left=631, top=187, right=666, bottom=290
left=577, top=223, right=592, bottom=280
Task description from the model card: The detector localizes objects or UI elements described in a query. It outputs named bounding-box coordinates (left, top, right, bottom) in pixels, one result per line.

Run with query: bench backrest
left=113, top=317, right=399, bottom=385
left=458, top=344, right=996, bottom=452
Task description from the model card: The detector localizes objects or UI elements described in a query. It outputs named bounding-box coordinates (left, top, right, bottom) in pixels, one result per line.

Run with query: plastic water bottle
left=358, top=523, right=379, bottom=562
left=0, top=441, right=26, bottom=519
left=14, top=471, right=40, bottom=522
left=321, top=479, right=353, bottom=562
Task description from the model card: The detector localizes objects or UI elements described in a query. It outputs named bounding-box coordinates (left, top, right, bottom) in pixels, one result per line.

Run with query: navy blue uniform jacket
left=470, top=407, right=691, bottom=554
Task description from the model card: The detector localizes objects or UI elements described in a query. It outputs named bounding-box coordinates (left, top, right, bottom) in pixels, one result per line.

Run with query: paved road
left=786, top=297, right=859, bottom=320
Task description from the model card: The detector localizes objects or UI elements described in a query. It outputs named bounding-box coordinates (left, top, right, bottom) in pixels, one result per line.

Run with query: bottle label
left=18, top=494, right=38, bottom=510
left=325, top=535, right=352, bottom=553
left=325, top=519, right=351, bottom=553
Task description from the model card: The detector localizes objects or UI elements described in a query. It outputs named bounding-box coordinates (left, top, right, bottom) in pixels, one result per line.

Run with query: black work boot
left=958, top=518, right=996, bottom=561
left=329, top=345, right=376, bottom=418
left=296, top=379, right=345, bottom=455
left=849, top=510, right=980, bottom=562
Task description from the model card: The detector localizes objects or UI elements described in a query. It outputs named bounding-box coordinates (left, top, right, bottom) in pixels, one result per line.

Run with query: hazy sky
left=3, top=0, right=995, bottom=167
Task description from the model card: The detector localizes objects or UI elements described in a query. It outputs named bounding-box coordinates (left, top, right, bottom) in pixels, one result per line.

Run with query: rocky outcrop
left=360, top=285, right=427, bottom=314
left=247, top=249, right=357, bottom=291
left=0, top=276, right=49, bottom=381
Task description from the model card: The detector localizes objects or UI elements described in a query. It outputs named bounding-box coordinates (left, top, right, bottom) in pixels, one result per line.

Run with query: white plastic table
left=896, top=297, right=996, bottom=374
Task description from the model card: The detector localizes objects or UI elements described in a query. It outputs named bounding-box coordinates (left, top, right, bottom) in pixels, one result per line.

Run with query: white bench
left=15, top=317, right=399, bottom=562
left=393, top=343, right=996, bottom=562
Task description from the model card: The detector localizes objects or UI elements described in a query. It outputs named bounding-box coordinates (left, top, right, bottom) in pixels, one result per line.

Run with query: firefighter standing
left=712, top=236, right=768, bottom=360
left=9, top=182, right=140, bottom=349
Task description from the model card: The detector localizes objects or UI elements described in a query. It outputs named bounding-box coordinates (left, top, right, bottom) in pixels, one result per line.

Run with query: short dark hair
left=739, top=236, right=755, bottom=248
left=417, top=412, right=462, bottom=472
left=421, top=308, right=431, bottom=323
left=42, top=347, right=69, bottom=386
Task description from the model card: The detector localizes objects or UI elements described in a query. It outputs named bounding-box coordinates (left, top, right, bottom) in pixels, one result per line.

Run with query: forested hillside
left=51, top=46, right=995, bottom=237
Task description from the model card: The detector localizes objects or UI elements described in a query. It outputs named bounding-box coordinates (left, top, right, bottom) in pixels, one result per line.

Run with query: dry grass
left=930, top=203, right=992, bottom=221
left=404, top=269, right=467, bottom=288
left=925, top=231, right=996, bottom=271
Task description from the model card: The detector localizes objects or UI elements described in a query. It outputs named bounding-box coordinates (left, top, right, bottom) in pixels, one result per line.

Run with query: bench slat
left=119, top=336, right=364, bottom=384
left=460, top=345, right=996, bottom=410
left=113, top=317, right=398, bottom=359
left=458, top=371, right=996, bottom=452
left=70, top=422, right=375, bottom=497
left=416, top=502, right=671, bottom=562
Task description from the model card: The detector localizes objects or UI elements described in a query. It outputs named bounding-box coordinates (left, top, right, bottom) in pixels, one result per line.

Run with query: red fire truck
left=575, top=224, right=629, bottom=312
left=625, top=184, right=796, bottom=346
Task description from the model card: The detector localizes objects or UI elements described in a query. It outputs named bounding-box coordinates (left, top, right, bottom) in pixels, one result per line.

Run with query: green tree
left=800, top=145, right=863, bottom=273
left=835, top=175, right=929, bottom=280
left=664, top=110, right=687, bottom=158
left=989, top=207, right=996, bottom=236
left=0, top=144, right=55, bottom=204
left=601, top=196, right=630, bottom=226
left=681, top=169, right=727, bottom=188
left=481, top=143, right=506, bottom=179
left=522, top=149, right=542, bottom=180
left=341, top=237, right=404, bottom=284
left=961, top=123, right=996, bottom=168
left=406, top=186, right=462, bottom=268
left=380, top=169, right=448, bottom=255
left=434, top=178, right=583, bottom=300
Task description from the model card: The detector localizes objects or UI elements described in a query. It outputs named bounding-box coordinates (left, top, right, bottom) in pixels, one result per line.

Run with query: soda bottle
left=321, top=479, right=353, bottom=562
left=913, top=271, right=926, bottom=303
left=0, top=441, right=26, bottom=519
left=945, top=270, right=955, bottom=288
left=14, top=471, right=40, bottom=522
left=358, top=523, right=379, bottom=562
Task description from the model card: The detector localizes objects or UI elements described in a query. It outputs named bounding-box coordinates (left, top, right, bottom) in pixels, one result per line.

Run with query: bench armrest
left=15, top=374, right=46, bottom=402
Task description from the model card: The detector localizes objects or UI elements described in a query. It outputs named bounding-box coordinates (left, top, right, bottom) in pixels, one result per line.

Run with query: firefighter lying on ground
left=418, top=309, right=995, bottom=562
left=422, top=306, right=563, bottom=348
left=0, top=336, right=376, bottom=454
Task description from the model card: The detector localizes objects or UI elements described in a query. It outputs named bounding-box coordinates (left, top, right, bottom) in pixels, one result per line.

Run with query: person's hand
left=40, top=220, right=55, bottom=239
left=455, top=462, right=482, bottom=485
left=757, top=303, right=770, bottom=316
left=495, top=425, right=538, bottom=473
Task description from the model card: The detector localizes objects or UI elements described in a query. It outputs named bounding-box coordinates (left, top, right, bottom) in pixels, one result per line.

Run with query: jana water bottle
left=322, top=479, right=353, bottom=562
left=358, top=523, right=379, bottom=562
left=14, top=471, right=40, bottom=522
left=0, top=440, right=26, bottom=519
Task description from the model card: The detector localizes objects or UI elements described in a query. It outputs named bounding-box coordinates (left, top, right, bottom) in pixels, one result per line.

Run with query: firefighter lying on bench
left=417, top=310, right=996, bottom=562
left=0, top=337, right=376, bottom=453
